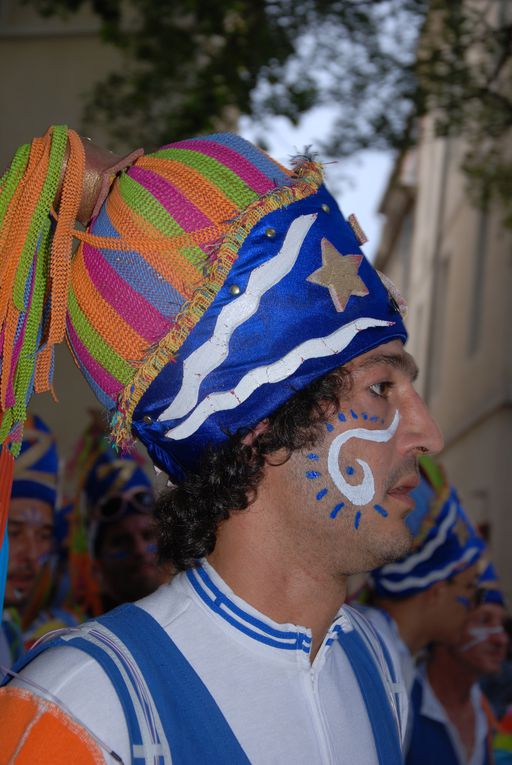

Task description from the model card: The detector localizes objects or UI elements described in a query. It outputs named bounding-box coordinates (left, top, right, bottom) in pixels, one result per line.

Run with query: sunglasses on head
left=93, top=487, right=155, bottom=523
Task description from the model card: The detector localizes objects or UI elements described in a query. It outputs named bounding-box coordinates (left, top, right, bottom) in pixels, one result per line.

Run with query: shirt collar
left=419, top=667, right=483, bottom=724
left=186, top=560, right=348, bottom=659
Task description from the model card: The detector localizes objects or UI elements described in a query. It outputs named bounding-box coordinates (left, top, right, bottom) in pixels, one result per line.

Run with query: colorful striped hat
left=0, top=126, right=407, bottom=487
left=371, top=457, right=485, bottom=598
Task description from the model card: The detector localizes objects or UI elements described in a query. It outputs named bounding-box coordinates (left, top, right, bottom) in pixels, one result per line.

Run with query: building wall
left=376, top=114, right=512, bottom=599
left=0, top=0, right=127, bottom=460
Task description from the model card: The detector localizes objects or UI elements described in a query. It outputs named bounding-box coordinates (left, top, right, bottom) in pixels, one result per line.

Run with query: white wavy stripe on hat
left=375, top=544, right=482, bottom=594
left=158, top=213, right=317, bottom=425
left=165, top=316, right=391, bottom=441
left=376, top=492, right=459, bottom=576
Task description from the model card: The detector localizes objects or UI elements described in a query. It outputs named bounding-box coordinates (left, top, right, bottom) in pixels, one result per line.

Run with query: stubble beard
left=347, top=511, right=414, bottom=575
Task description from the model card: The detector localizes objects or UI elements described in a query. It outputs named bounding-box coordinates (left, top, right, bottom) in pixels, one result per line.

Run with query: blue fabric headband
left=11, top=415, right=58, bottom=508
left=478, top=560, right=505, bottom=607
left=132, top=185, right=408, bottom=482
left=85, top=440, right=152, bottom=509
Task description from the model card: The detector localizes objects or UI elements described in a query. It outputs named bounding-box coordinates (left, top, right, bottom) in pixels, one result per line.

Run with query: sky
left=239, top=110, right=394, bottom=263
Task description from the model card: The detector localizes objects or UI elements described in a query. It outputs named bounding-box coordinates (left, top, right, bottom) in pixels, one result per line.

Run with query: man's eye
left=369, top=381, right=392, bottom=398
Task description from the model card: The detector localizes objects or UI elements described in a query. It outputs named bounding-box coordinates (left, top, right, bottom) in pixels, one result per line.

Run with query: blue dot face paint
left=330, top=503, right=344, bottom=519
left=327, top=410, right=400, bottom=507
left=302, top=408, right=399, bottom=531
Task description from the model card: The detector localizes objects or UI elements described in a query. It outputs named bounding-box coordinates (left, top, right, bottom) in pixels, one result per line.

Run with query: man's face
left=454, top=603, right=509, bottom=675
left=430, top=564, right=480, bottom=644
left=5, top=498, right=54, bottom=608
left=265, top=339, right=444, bottom=575
left=95, top=514, right=167, bottom=604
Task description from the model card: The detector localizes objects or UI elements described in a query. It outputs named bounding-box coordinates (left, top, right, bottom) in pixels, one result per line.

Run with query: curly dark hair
left=156, top=367, right=353, bottom=571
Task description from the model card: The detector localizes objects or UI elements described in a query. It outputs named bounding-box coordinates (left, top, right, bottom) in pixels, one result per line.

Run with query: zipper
left=300, top=651, right=335, bottom=764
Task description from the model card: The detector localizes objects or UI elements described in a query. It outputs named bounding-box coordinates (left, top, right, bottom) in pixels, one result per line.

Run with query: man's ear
left=241, top=419, right=269, bottom=446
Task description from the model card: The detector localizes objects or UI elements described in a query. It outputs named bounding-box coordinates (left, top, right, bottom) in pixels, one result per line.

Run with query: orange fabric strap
left=0, top=686, right=105, bottom=764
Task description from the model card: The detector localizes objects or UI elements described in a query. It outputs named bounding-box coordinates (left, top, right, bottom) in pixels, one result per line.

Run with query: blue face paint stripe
left=326, top=422, right=334, bottom=432
left=373, top=504, right=389, bottom=518
left=354, top=511, right=362, bottom=529
left=330, top=502, right=345, bottom=519
left=306, top=471, right=321, bottom=479
left=307, top=453, right=320, bottom=460
left=316, top=488, right=328, bottom=501
left=338, top=412, right=346, bottom=422
left=350, top=410, right=358, bottom=419
left=370, top=416, right=379, bottom=422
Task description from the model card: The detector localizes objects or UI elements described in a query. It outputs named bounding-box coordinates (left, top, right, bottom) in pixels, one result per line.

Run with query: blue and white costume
left=11, top=561, right=407, bottom=764
left=406, top=668, right=490, bottom=765
left=359, top=605, right=417, bottom=696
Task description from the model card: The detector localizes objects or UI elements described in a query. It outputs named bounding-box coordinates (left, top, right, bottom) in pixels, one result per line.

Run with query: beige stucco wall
left=0, top=1, right=127, bottom=460
left=442, top=408, right=512, bottom=603
left=376, top=113, right=512, bottom=600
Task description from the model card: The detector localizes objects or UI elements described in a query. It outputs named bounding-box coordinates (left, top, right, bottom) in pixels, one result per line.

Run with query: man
left=1, top=415, right=58, bottom=671
left=0, top=127, right=443, bottom=763
left=406, top=561, right=509, bottom=765
left=366, top=457, right=485, bottom=695
left=66, top=414, right=167, bottom=616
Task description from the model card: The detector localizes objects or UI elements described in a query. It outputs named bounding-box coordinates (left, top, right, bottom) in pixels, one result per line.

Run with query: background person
left=64, top=412, right=168, bottom=617
left=0, top=416, right=75, bottom=669
left=363, top=456, right=485, bottom=694
left=406, top=560, right=509, bottom=765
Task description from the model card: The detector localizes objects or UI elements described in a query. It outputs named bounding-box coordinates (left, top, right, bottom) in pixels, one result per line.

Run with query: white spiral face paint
left=327, top=410, right=400, bottom=506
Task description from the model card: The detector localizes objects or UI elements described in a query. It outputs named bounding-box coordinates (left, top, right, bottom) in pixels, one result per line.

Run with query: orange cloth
left=0, top=686, right=104, bottom=764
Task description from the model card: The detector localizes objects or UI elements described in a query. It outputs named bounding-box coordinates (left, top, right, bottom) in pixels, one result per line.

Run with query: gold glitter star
left=307, top=239, right=369, bottom=312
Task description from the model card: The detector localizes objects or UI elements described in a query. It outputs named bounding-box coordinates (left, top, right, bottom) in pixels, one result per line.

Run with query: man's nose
left=400, top=389, right=445, bottom=456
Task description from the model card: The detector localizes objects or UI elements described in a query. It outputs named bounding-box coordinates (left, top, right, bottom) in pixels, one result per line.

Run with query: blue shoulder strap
left=337, top=625, right=403, bottom=765
left=6, top=603, right=251, bottom=765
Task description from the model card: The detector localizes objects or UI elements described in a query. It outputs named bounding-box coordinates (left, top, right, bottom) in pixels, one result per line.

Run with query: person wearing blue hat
left=406, top=559, right=509, bottom=765
left=363, top=457, right=486, bottom=696
left=0, top=415, right=58, bottom=672
left=0, top=131, right=444, bottom=763
left=75, top=414, right=168, bottom=615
